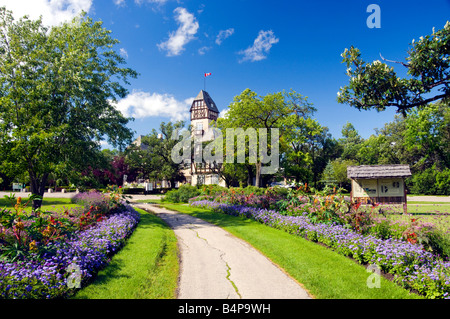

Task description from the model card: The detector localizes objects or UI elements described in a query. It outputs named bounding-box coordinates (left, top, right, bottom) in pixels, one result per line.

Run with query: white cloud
left=113, top=90, right=193, bottom=121
left=135, top=0, right=168, bottom=5
left=114, top=0, right=168, bottom=7
left=113, top=0, right=126, bottom=6
left=0, top=0, right=93, bottom=26
left=119, top=48, right=129, bottom=59
left=238, top=30, right=279, bottom=62
left=157, top=7, right=199, bottom=57
left=215, top=28, right=234, bottom=45
left=198, top=46, right=211, bottom=55
left=219, top=108, right=229, bottom=119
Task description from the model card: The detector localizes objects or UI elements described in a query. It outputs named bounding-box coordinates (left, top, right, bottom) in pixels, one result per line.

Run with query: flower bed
left=0, top=187, right=139, bottom=299
left=190, top=200, right=450, bottom=299
left=0, top=205, right=140, bottom=299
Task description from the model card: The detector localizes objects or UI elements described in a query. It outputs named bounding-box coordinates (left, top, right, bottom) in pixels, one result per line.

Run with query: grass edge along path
left=159, top=202, right=422, bottom=299
left=73, top=207, right=179, bottom=299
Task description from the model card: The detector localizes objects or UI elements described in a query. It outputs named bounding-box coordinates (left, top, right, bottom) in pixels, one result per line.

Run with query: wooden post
left=403, top=179, right=407, bottom=214
left=350, top=179, right=353, bottom=203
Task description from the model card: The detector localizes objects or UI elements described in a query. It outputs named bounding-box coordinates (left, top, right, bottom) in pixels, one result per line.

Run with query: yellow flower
left=29, top=240, right=37, bottom=251
left=42, top=225, right=52, bottom=237
left=15, top=220, right=24, bottom=230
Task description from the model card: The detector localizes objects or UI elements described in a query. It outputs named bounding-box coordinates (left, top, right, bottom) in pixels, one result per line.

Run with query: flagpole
left=204, top=73, right=211, bottom=91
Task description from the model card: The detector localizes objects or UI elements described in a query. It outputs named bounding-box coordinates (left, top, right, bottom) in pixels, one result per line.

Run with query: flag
left=204, top=73, right=211, bottom=77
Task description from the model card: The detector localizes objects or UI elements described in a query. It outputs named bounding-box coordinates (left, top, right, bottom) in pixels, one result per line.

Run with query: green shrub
left=240, top=185, right=266, bottom=196
left=199, top=184, right=229, bottom=197
left=408, top=168, right=437, bottom=195
left=435, top=169, right=450, bottom=195
left=424, top=228, right=450, bottom=259
left=163, top=184, right=200, bottom=203
left=408, top=167, right=450, bottom=195
left=368, top=218, right=393, bottom=240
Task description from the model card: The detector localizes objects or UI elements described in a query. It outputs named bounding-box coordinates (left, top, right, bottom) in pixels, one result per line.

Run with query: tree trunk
left=246, top=164, right=253, bottom=186
left=29, top=172, right=49, bottom=212
left=255, top=162, right=261, bottom=188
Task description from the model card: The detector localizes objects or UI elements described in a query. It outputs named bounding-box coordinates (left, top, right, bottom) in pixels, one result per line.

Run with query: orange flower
left=17, top=197, right=22, bottom=204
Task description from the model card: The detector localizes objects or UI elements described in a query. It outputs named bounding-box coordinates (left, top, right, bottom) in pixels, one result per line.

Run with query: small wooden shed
left=347, top=164, right=412, bottom=209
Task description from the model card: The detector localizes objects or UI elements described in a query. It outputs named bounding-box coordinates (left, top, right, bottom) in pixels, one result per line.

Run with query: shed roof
left=347, top=164, right=412, bottom=179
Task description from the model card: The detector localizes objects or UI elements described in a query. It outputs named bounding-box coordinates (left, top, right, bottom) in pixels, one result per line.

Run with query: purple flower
left=191, top=200, right=450, bottom=299
left=0, top=205, right=140, bottom=299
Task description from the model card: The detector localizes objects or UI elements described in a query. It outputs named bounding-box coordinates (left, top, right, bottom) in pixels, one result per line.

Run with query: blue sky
left=2, top=0, right=450, bottom=146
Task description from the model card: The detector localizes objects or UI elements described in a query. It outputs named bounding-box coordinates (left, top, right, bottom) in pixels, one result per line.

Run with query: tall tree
left=126, top=121, right=186, bottom=188
left=403, top=102, right=450, bottom=171
left=0, top=8, right=137, bottom=209
left=338, top=122, right=363, bottom=162
left=218, top=89, right=316, bottom=187
left=337, top=21, right=450, bottom=114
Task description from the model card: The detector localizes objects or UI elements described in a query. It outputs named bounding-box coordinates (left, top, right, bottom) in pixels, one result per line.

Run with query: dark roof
left=347, top=164, right=412, bottom=179
left=191, top=90, right=219, bottom=113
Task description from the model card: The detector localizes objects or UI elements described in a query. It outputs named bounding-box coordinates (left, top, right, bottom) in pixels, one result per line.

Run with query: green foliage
left=321, top=158, right=356, bottom=190
left=338, top=21, right=450, bottom=114
left=216, top=88, right=316, bottom=187
left=408, top=168, right=438, bottom=195
left=163, top=184, right=200, bottom=203
left=199, top=184, right=229, bottom=197
left=125, top=121, right=185, bottom=185
left=0, top=194, right=74, bottom=261
left=435, top=169, right=450, bottom=195
left=0, top=8, right=137, bottom=208
left=425, top=228, right=450, bottom=259
left=339, top=122, right=363, bottom=161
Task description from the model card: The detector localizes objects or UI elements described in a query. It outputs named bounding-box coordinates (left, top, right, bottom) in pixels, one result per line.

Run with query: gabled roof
left=347, top=164, right=412, bottom=179
left=191, top=90, right=219, bottom=113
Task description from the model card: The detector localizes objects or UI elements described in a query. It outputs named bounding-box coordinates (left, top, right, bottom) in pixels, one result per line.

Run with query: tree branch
left=379, top=53, right=410, bottom=68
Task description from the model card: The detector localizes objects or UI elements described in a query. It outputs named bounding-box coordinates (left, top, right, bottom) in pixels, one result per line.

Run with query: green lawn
left=0, top=196, right=81, bottom=214
left=158, top=202, right=422, bottom=299
left=73, top=207, right=179, bottom=299
left=1, top=195, right=179, bottom=299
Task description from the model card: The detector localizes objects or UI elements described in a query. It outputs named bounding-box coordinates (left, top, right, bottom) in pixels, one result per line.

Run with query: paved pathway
left=134, top=203, right=312, bottom=299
